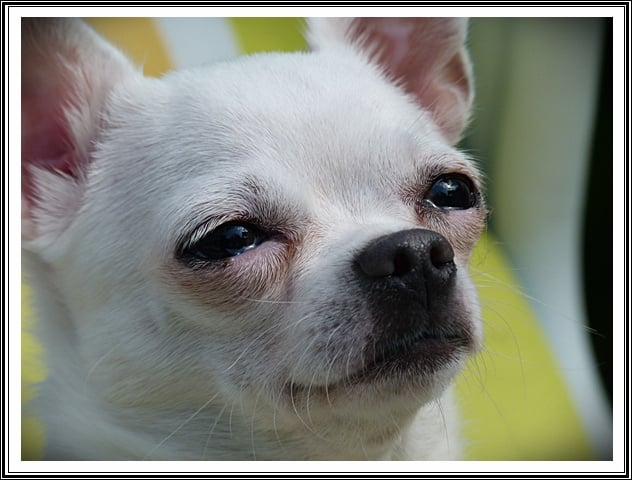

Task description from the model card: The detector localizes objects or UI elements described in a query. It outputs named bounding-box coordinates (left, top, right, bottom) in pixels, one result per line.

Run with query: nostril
left=393, top=249, right=412, bottom=276
left=429, top=240, right=454, bottom=269
left=357, top=248, right=395, bottom=278
left=355, top=229, right=456, bottom=281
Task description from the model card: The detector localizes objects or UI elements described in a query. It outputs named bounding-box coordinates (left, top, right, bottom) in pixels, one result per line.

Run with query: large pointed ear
left=307, top=18, right=473, bottom=145
left=22, top=18, right=138, bottom=242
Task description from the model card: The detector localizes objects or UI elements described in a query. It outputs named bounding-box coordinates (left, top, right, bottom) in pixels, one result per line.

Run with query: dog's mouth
left=350, top=330, right=470, bottom=385
left=286, top=327, right=472, bottom=403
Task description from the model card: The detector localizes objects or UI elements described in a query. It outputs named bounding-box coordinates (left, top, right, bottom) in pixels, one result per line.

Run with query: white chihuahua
left=22, top=18, right=486, bottom=460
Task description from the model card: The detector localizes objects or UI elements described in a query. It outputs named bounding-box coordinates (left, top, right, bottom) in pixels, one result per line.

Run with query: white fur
left=22, top=18, right=485, bottom=460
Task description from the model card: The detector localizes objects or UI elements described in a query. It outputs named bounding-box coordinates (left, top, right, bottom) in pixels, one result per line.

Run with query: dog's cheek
left=455, top=269, right=484, bottom=352
left=279, top=272, right=374, bottom=386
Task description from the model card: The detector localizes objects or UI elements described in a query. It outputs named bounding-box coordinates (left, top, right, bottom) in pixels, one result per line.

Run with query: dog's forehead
left=92, top=50, right=471, bottom=236
left=155, top=50, right=453, bottom=183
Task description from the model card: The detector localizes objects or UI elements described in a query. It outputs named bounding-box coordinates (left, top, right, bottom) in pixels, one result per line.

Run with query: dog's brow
left=174, top=175, right=307, bottom=247
left=242, top=176, right=264, bottom=196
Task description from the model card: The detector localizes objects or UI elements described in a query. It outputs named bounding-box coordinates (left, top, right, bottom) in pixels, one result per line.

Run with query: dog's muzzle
left=354, top=228, right=465, bottom=356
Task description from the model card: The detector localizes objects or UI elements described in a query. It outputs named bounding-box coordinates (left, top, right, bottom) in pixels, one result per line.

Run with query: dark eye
left=424, top=174, right=478, bottom=210
left=183, top=223, right=266, bottom=261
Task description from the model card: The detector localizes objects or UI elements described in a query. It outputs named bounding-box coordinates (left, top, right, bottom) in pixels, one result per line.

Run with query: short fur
left=22, top=18, right=486, bottom=460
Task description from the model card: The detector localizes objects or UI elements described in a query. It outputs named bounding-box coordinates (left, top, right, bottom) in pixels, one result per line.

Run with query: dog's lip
left=288, top=331, right=470, bottom=396
left=350, top=332, right=470, bottom=384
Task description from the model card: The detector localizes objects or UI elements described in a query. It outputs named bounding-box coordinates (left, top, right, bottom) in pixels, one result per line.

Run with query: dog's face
left=22, top=18, right=486, bottom=459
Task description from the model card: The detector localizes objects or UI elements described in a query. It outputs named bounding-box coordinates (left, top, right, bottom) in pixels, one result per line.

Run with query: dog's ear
left=22, top=18, right=138, bottom=242
left=307, top=18, right=473, bottom=145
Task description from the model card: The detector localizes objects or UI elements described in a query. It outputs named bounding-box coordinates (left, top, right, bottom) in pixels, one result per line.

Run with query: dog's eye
left=424, top=174, right=478, bottom=210
left=185, top=223, right=266, bottom=261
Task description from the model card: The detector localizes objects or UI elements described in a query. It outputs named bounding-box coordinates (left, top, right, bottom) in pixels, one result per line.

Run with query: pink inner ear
left=21, top=95, right=79, bottom=203
left=351, top=18, right=472, bottom=144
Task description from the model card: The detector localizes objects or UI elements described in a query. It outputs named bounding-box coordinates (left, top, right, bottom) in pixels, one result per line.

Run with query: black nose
left=354, top=228, right=457, bottom=345
left=354, top=229, right=465, bottom=364
left=355, top=228, right=456, bottom=292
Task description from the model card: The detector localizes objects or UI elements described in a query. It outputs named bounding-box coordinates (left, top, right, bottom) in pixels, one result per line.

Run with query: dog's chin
left=284, top=332, right=473, bottom=413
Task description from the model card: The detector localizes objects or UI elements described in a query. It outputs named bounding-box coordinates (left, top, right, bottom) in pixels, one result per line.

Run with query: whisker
left=235, top=294, right=307, bottom=306
left=288, top=380, right=320, bottom=437
left=202, top=402, right=228, bottom=460
left=145, top=393, right=219, bottom=459
left=82, top=339, right=126, bottom=399
left=434, top=398, right=451, bottom=456
left=270, top=388, right=286, bottom=452
left=249, top=388, right=264, bottom=460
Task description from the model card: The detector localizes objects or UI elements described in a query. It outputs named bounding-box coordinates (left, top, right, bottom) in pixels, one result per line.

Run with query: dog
left=22, top=17, right=486, bottom=460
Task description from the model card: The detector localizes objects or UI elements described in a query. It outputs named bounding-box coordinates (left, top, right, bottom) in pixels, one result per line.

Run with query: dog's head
left=22, top=18, right=486, bottom=459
